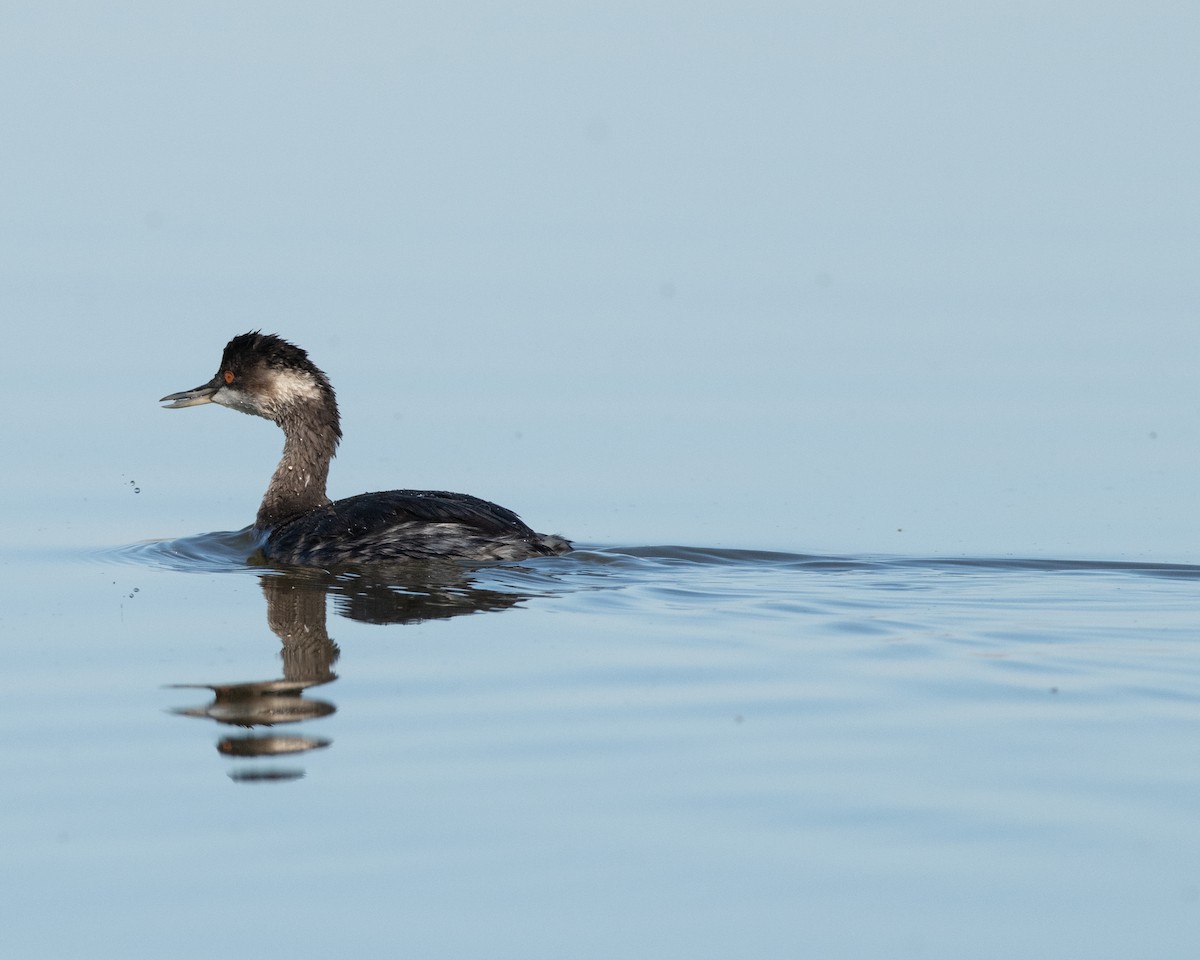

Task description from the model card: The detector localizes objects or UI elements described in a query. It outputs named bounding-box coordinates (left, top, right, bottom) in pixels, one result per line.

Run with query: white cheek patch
left=213, top=387, right=263, bottom=417
left=211, top=369, right=324, bottom=420
left=269, top=372, right=325, bottom=408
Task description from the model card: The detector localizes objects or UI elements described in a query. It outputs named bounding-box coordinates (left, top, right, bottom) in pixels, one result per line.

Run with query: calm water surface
left=2, top=535, right=1197, bottom=958
left=4, top=4, right=1200, bottom=956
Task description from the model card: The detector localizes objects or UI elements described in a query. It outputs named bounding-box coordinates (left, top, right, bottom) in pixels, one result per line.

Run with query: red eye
left=224, top=370, right=235, bottom=385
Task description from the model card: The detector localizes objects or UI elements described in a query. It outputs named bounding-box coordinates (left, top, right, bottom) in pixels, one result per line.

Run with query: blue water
left=2, top=538, right=1197, bottom=958
left=3, top=3, right=1200, bottom=956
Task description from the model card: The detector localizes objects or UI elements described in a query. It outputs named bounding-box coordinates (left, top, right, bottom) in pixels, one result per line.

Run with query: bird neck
left=256, top=407, right=340, bottom=530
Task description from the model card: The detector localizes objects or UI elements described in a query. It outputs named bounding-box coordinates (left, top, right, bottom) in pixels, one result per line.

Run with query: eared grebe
left=160, top=332, right=571, bottom=565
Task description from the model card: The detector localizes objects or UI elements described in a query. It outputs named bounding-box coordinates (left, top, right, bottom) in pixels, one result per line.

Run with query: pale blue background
left=3, top=2, right=1198, bottom=559
left=2, top=7, right=1200, bottom=960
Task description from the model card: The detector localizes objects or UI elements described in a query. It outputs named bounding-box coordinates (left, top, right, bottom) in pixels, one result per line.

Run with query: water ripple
left=100, top=534, right=1200, bottom=586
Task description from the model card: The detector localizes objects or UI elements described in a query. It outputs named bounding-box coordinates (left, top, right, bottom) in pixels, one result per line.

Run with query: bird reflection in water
left=171, top=560, right=531, bottom=782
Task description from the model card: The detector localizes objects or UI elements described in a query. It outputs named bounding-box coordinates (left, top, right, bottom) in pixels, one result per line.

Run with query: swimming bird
left=161, top=332, right=570, bottom=565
